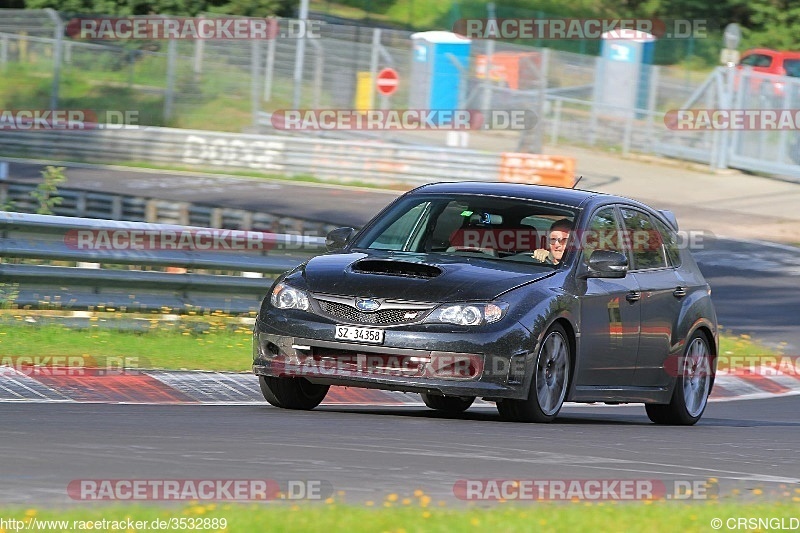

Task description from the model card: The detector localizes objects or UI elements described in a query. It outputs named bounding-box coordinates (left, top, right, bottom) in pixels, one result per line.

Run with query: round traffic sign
left=723, top=23, right=741, bottom=50
left=376, top=68, right=399, bottom=96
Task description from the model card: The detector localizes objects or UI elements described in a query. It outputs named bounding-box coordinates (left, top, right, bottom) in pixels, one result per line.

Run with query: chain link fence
left=1, top=9, right=797, bottom=179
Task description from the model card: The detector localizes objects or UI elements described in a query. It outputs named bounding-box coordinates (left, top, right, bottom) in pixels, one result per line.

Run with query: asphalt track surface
left=8, top=162, right=396, bottom=228
left=0, top=397, right=798, bottom=505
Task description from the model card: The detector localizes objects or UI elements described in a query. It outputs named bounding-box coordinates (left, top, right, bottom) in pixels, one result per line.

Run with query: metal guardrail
left=0, top=126, right=501, bottom=184
left=0, top=212, right=327, bottom=314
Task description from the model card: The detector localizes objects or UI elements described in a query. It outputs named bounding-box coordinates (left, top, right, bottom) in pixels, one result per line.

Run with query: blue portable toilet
left=594, top=30, right=656, bottom=118
left=409, top=31, right=471, bottom=121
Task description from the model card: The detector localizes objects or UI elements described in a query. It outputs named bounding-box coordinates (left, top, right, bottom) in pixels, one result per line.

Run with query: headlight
left=426, top=302, right=507, bottom=326
left=270, top=282, right=310, bottom=311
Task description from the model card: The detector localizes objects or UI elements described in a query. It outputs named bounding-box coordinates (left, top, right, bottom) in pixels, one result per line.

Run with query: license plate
left=335, top=325, right=384, bottom=344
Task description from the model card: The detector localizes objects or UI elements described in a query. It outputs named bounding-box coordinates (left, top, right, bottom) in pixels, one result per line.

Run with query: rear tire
left=421, top=393, right=475, bottom=413
left=645, top=332, right=713, bottom=425
left=497, top=323, right=571, bottom=423
left=259, top=376, right=329, bottom=410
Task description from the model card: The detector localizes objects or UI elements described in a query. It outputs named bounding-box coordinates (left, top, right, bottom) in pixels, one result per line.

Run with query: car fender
left=511, top=288, right=580, bottom=400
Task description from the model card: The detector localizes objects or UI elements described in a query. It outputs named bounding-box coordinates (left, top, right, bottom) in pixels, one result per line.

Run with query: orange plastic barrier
left=498, top=153, right=576, bottom=188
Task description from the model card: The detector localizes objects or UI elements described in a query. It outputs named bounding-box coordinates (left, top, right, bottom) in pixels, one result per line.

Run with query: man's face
left=549, top=229, right=570, bottom=262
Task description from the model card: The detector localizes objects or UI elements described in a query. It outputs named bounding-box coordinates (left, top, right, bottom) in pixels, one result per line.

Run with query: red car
left=737, top=48, right=800, bottom=101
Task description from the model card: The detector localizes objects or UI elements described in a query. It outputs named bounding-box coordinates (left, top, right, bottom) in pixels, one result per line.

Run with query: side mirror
left=325, top=227, right=355, bottom=252
left=581, top=250, right=628, bottom=279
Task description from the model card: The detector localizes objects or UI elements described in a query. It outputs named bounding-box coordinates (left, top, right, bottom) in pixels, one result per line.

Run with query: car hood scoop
left=350, top=259, right=442, bottom=279
left=295, top=252, right=554, bottom=303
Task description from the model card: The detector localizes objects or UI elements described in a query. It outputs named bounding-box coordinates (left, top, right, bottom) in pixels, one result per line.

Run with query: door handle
left=625, top=291, right=641, bottom=303
left=673, top=286, right=687, bottom=298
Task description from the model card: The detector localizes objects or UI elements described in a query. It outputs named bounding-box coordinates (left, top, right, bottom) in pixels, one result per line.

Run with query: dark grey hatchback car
left=253, top=182, right=718, bottom=424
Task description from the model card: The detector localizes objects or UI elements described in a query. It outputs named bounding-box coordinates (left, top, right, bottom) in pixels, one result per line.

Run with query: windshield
left=352, top=194, right=578, bottom=266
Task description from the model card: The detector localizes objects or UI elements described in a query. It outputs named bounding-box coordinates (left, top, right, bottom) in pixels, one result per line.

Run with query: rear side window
left=619, top=208, right=668, bottom=270
left=740, top=54, right=773, bottom=68
left=653, top=218, right=682, bottom=267
left=784, top=59, right=800, bottom=78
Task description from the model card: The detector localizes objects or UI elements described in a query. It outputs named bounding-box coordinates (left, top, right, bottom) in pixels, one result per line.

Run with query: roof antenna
left=572, top=175, right=583, bottom=189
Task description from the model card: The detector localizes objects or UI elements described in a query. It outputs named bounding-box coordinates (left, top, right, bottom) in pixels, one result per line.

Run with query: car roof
left=405, top=182, right=676, bottom=229
left=409, top=180, right=672, bottom=218
left=410, top=181, right=607, bottom=206
left=742, top=48, right=800, bottom=59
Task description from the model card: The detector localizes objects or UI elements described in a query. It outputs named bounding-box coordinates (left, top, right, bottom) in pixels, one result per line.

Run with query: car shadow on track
left=284, top=405, right=800, bottom=427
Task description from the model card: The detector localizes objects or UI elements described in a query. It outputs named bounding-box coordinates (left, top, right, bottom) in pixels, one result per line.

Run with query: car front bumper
left=252, top=310, right=537, bottom=400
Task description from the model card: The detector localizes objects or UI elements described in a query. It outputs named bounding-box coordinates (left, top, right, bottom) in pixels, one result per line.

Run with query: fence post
left=622, top=114, right=633, bottom=156
left=292, top=0, right=310, bottom=108
left=0, top=35, right=7, bottom=69
left=0, top=161, right=8, bottom=207
left=193, top=25, right=204, bottom=78
left=480, top=3, right=496, bottom=113
left=550, top=99, right=562, bottom=146
left=715, top=66, right=736, bottom=170
left=145, top=200, right=159, bottom=223
left=111, top=196, right=122, bottom=219
left=263, top=30, right=276, bottom=101
left=251, top=39, right=261, bottom=129
left=76, top=191, right=87, bottom=217
left=164, top=39, right=177, bottom=122
left=368, top=28, right=382, bottom=110
left=645, top=65, right=659, bottom=151
left=45, top=8, right=64, bottom=111
left=312, top=39, right=323, bottom=109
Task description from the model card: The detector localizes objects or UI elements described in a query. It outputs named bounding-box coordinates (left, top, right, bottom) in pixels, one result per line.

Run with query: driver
left=531, top=218, right=573, bottom=265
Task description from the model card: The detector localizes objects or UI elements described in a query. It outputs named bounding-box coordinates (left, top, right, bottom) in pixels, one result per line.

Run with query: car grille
left=316, top=300, right=430, bottom=325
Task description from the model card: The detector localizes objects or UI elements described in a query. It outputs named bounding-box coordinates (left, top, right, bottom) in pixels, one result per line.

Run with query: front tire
left=259, top=376, right=329, bottom=410
left=645, top=332, right=713, bottom=425
left=497, top=323, right=571, bottom=423
left=421, top=393, right=475, bottom=413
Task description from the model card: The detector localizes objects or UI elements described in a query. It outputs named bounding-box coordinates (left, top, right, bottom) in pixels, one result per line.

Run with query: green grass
left=0, top=314, right=780, bottom=373
left=1, top=500, right=799, bottom=532
left=0, top=318, right=254, bottom=371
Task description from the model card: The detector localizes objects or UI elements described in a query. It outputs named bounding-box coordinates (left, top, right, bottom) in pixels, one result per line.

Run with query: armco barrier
left=0, top=126, right=578, bottom=185
left=0, top=126, right=497, bottom=183
left=0, top=212, right=326, bottom=314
